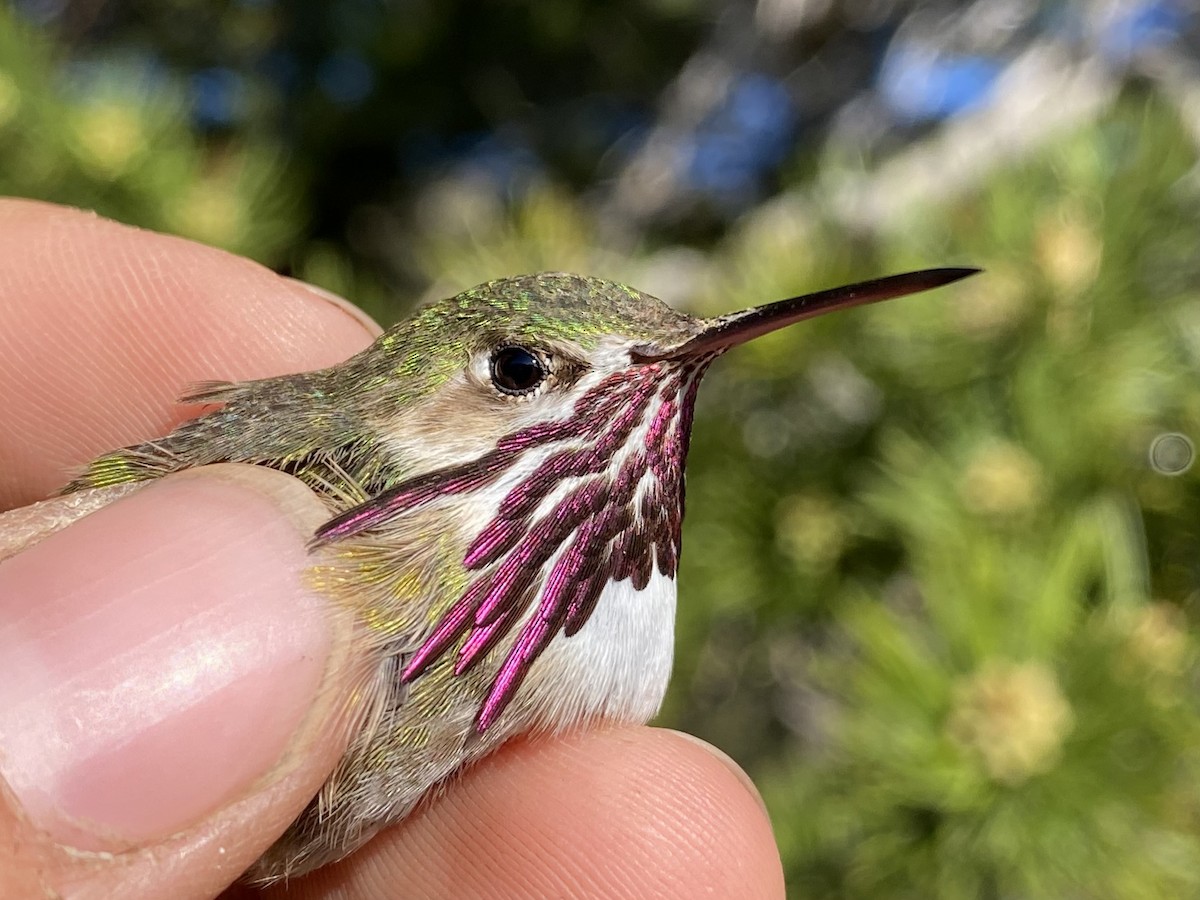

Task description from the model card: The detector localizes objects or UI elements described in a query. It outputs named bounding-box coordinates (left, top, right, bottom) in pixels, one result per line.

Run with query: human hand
left=0, top=200, right=785, bottom=899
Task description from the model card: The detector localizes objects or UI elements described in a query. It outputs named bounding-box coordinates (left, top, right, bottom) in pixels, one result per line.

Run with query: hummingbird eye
left=490, top=346, right=547, bottom=396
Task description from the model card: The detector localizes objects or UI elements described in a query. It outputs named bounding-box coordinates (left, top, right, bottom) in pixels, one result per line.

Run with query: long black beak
left=633, top=267, right=980, bottom=362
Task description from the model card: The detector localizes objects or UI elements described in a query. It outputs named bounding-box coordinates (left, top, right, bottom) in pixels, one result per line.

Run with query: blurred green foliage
left=6, top=3, right=1200, bottom=896
left=0, top=9, right=300, bottom=262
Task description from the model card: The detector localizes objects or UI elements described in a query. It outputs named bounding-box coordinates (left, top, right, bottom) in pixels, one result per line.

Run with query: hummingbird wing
left=61, top=372, right=380, bottom=496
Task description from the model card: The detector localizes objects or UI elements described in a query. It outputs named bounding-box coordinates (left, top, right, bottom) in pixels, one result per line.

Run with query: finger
left=0, top=199, right=380, bottom=509
left=0, top=465, right=365, bottom=900
left=237, top=726, right=784, bottom=900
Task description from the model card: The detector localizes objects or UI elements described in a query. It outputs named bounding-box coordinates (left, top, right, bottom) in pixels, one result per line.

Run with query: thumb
left=0, top=465, right=359, bottom=899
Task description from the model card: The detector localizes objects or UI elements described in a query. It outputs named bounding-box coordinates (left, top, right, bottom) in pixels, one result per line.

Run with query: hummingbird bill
left=63, top=267, right=977, bottom=881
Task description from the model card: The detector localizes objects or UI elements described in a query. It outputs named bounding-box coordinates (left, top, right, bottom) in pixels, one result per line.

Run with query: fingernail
left=667, top=730, right=770, bottom=817
left=0, top=482, right=143, bottom=561
left=286, top=277, right=383, bottom=338
left=0, top=465, right=340, bottom=850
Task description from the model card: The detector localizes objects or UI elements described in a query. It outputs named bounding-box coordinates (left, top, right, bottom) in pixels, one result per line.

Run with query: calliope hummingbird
left=64, top=267, right=976, bottom=881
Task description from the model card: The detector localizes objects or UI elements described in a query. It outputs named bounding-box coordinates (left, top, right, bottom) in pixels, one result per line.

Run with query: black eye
left=490, top=346, right=547, bottom=395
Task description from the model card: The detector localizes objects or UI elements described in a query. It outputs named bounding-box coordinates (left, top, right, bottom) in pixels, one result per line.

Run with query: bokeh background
left=6, top=0, right=1200, bottom=895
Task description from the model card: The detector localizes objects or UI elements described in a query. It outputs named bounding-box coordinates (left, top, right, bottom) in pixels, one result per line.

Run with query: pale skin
left=0, top=199, right=785, bottom=899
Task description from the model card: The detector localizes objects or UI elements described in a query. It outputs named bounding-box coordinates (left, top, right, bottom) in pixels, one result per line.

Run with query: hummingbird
left=63, top=267, right=976, bottom=881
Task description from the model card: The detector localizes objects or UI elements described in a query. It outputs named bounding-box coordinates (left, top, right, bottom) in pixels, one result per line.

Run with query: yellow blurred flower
left=948, top=659, right=1074, bottom=785
left=774, top=492, right=847, bottom=570
left=1036, top=209, right=1102, bottom=295
left=959, top=441, right=1044, bottom=517
left=1126, top=602, right=1190, bottom=676
left=952, top=267, right=1029, bottom=337
left=167, top=181, right=245, bottom=248
left=72, top=101, right=145, bottom=178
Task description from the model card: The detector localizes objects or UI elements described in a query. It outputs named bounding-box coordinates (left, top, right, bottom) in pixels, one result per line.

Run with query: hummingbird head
left=317, top=268, right=977, bottom=732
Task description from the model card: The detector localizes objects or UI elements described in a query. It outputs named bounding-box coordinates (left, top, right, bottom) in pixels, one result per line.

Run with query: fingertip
left=284, top=277, right=384, bottom=339
left=622, top=728, right=786, bottom=899
left=285, top=725, right=785, bottom=899
left=0, top=464, right=365, bottom=898
left=0, top=200, right=380, bottom=508
left=663, top=727, right=771, bottom=815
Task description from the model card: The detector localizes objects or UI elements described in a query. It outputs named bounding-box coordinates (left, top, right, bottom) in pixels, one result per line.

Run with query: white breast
left=519, top=567, right=677, bottom=730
